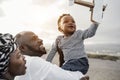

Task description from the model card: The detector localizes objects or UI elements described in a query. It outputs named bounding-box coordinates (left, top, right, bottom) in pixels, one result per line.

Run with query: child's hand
left=91, top=19, right=100, bottom=24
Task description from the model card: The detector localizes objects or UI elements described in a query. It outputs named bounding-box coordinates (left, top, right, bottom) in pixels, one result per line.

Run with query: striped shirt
left=46, top=23, right=99, bottom=62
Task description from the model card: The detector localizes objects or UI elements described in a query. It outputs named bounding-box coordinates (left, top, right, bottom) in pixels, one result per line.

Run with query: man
left=14, top=31, right=89, bottom=80
left=15, top=31, right=46, bottom=57
left=0, top=33, right=26, bottom=80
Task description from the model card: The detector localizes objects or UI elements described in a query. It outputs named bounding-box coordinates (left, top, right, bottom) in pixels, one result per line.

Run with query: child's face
left=59, top=15, right=76, bottom=35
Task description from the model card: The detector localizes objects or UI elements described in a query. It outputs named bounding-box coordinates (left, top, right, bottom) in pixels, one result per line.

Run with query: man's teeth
left=40, top=45, right=43, bottom=48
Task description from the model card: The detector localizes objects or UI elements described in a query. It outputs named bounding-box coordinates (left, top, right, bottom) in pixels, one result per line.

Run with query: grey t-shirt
left=46, top=23, right=99, bottom=62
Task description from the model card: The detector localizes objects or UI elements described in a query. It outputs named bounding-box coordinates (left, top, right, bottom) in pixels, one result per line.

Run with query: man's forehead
left=25, top=33, right=38, bottom=40
left=20, top=32, right=35, bottom=37
left=18, top=32, right=35, bottom=42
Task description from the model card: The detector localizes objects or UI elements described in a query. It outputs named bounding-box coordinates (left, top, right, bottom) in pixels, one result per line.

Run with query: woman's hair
left=0, top=33, right=17, bottom=77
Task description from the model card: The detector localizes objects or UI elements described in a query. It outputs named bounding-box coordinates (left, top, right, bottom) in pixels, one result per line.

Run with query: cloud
left=0, top=0, right=120, bottom=44
left=0, top=0, right=9, bottom=17
left=0, top=8, right=5, bottom=16
left=0, top=0, right=8, bottom=3
left=32, top=0, right=57, bottom=6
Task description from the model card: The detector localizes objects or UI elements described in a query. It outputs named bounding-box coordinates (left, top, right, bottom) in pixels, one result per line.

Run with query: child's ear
left=58, top=27, right=63, bottom=32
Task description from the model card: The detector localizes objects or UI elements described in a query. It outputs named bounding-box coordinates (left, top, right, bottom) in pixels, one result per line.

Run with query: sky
left=0, top=0, right=120, bottom=45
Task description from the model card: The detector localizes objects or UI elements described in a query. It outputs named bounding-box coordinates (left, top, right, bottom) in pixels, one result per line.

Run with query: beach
left=87, top=58, right=120, bottom=80
left=43, top=54, right=120, bottom=80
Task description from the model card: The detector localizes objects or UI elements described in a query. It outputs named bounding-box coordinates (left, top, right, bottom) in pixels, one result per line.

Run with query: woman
left=0, top=33, right=26, bottom=80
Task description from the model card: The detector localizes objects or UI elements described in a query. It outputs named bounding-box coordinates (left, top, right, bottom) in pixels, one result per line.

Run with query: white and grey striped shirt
left=46, top=23, right=99, bottom=62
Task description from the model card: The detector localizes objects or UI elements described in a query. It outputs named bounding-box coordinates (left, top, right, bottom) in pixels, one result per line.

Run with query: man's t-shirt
left=15, top=55, right=83, bottom=80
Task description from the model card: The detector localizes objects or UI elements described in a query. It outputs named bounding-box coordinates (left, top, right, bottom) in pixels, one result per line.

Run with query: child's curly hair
left=57, top=14, right=71, bottom=31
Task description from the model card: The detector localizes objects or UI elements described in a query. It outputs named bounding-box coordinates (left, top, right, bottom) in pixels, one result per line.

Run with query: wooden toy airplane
left=69, top=0, right=107, bottom=23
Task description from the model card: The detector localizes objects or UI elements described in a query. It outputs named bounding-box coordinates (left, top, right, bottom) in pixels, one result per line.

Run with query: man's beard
left=26, top=45, right=45, bottom=57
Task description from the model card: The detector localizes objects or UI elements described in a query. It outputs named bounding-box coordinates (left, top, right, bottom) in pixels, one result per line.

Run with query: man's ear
left=19, top=45, right=26, bottom=52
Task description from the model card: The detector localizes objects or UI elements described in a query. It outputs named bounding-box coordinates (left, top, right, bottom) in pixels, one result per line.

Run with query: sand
left=87, top=58, right=120, bottom=80
left=43, top=54, right=120, bottom=80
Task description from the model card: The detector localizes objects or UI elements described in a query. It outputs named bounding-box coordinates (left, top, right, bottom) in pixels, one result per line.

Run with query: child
left=46, top=14, right=99, bottom=74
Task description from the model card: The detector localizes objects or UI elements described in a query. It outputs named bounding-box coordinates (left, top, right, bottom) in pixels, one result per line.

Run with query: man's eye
left=32, top=36, right=38, bottom=40
left=72, top=20, right=75, bottom=23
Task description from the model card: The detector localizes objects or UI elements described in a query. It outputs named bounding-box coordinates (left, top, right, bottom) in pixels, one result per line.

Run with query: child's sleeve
left=81, top=22, right=99, bottom=40
left=46, top=40, right=57, bottom=62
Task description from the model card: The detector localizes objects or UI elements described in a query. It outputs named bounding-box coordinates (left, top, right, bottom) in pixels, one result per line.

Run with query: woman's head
left=58, top=14, right=76, bottom=36
left=0, top=33, right=26, bottom=79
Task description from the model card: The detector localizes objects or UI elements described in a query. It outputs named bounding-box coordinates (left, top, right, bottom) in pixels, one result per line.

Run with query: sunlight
left=0, top=0, right=119, bottom=44
left=0, top=0, right=65, bottom=44
left=0, top=0, right=63, bottom=35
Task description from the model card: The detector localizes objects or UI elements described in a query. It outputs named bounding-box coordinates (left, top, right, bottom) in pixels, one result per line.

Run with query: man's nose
left=39, top=39, right=43, bottom=44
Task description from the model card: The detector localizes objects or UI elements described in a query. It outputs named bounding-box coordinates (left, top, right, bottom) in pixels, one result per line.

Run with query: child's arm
left=57, top=48, right=64, bottom=67
left=91, top=19, right=100, bottom=24
left=81, top=21, right=99, bottom=40
left=56, top=36, right=65, bottom=67
left=46, top=42, right=57, bottom=62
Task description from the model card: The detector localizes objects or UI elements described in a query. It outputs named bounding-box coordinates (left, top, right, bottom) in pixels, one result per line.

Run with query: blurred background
left=0, top=0, right=120, bottom=56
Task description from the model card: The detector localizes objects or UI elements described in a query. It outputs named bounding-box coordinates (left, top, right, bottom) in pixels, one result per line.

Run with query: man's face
left=9, top=48, right=26, bottom=76
left=25, top=32, right=46, bottom=57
